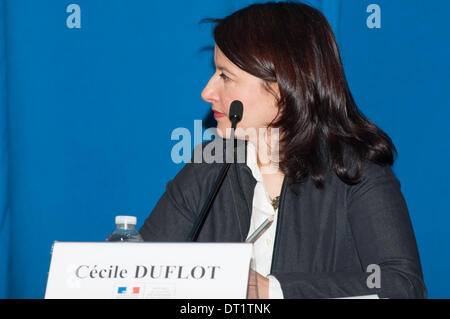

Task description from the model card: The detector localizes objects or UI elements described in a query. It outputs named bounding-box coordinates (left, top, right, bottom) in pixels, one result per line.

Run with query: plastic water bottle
left=106, top=215, right=144, bottom=242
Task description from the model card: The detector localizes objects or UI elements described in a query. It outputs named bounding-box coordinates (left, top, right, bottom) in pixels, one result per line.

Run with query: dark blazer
left=139, top=140, right=427, bottom=299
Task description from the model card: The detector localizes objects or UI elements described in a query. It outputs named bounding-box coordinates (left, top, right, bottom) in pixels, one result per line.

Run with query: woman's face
left=201, top=44, right=279, bottom=142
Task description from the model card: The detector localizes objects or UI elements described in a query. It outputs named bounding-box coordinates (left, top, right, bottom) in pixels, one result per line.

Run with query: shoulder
left=169, top=137, right=249, bottom=192
left=169, top=141, right=223, bottom=187
left=161, top=141, right=223, bottom=214
left=345, top=161, right=402, bottom=207
left=357, top=161, right=398, bottom=184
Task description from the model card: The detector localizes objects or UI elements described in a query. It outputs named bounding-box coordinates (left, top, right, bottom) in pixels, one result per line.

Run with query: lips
left=212, top=109, right=226, bottom=119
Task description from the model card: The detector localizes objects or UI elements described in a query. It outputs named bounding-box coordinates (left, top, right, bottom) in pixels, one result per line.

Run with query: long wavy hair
left=204, top=1, right=396, bottom=188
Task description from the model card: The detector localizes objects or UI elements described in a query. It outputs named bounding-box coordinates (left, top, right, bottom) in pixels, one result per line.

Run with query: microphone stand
left=186, top=113, right=240, bottom=242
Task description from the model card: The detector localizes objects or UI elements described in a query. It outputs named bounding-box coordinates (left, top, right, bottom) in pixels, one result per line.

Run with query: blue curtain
left=1, top=0, right=449, bottom=299
left=0, top=0, right=9, bottom=299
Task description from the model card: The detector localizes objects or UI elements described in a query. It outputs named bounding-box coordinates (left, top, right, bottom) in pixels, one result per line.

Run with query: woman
left=139, top=1, right=427, bottom=299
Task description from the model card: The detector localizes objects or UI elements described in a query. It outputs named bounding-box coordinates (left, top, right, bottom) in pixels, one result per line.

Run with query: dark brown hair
left=203, top=1, right=396, bottom=187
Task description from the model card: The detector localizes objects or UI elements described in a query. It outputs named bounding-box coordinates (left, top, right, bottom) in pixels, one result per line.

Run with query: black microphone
left=186, top=100, right=244, bottom=242
left=229, top=100, right=243, bottom=128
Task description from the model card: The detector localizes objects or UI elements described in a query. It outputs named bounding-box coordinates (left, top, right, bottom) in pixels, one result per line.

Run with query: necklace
left=271, top=196, right=281, bottom=211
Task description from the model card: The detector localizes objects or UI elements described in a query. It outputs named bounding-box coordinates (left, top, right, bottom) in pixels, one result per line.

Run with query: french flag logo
left=116, top=286, right=141, bottom=296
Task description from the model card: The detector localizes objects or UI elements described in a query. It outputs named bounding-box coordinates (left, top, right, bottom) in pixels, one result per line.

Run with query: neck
left=248, top=129, right=284, bottom=176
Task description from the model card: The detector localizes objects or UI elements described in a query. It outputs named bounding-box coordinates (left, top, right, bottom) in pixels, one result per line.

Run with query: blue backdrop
left=0, top=0, right=449, bottom=299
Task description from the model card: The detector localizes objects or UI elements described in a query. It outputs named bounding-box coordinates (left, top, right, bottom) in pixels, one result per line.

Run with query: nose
left=201, top=75, right=219, bottom=104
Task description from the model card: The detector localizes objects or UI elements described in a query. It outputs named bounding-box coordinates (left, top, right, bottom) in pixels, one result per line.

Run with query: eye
left=219, top=72, right=231, bottom=82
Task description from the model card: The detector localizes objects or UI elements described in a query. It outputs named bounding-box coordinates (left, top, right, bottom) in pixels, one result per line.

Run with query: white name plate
left=45, top=242, right=253, bottom=299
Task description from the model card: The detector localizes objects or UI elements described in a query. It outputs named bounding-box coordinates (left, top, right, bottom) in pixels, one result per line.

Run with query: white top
left=245, top=141, right=284, bottom=299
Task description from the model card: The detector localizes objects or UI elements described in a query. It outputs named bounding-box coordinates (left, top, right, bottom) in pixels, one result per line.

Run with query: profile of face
left=201, top=44, right=280, bottom=144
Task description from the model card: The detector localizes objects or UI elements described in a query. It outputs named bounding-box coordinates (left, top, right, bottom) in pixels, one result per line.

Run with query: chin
left=215, top=124, right=228, bottom=139
left=216, top=127, right=227, bottom=139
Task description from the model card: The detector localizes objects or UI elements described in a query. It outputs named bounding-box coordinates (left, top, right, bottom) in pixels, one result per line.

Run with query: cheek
left=240, top=100, right=277, bottom=129
left=220, top=83, right=278, bottom=128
